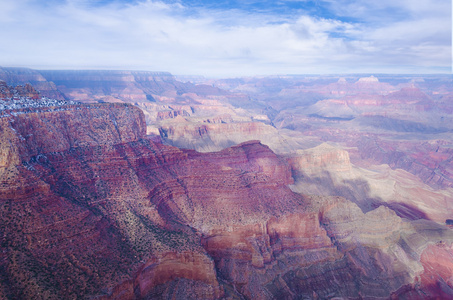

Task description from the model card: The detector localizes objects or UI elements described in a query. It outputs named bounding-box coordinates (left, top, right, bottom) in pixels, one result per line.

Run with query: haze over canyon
left=1, top=66, right=453, bottom=299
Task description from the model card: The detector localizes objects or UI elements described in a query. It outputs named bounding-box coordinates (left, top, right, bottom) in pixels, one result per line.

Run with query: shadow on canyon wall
left=292, top=169, right=429, bottom=221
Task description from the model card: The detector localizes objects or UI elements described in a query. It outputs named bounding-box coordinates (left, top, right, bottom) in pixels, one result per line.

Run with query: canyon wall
left=0, top=67, right=65, bottom=100
left=1, top=72, right=453, bottom=299
left=1, top=95, right=453, bottom=298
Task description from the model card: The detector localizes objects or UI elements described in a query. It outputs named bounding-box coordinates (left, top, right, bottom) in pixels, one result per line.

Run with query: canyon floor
left=1, top=68, right=452, bottom=299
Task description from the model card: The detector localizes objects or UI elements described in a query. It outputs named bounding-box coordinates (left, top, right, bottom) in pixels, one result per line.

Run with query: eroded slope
left=1, top=100, right=453, bottom=299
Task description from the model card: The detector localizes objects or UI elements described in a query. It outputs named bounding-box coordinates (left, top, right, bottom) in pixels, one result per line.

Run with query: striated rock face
left=287, top=140, right=453, bottom=224
left=0, top=103, right=302, bottom=299
left=288, top=143, right=351, bottom=174
left=188, top=140, right=294, bottom=186
left=1, top=104, right=191, bottom=299
left=200, top=211, right=338, bottom=299
left=356, top=137, right=453, bottom=189
left=1, top=103, right=145, bottom=161
left=2, top=74, right=453, bottom=299
left=202, top=194, right=453, bottom=299
left=2, top=103, right=452, bottom=299
left=418, top=243, right=453, bottom=297
left=131, top=252, right=223, bottom=299
left=159, top=121, right=285, bottom=153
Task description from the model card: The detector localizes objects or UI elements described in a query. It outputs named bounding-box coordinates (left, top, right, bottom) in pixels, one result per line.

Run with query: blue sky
left=0, top=0, right=451, bottom=76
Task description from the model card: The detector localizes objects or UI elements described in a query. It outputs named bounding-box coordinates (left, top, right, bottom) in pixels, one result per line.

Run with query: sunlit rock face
left=0, top=102, right=298, bottom=299
left=1, top=73, right=453, bottom=299
left=288, top=143, right=352, bottom=174
left=355, top=137, right=453, bottom=189
left=159, top=121, right=282, bottom=153
left=0, top=103, right=218, bottom=299
left=2, top=98, right=453, bottom=299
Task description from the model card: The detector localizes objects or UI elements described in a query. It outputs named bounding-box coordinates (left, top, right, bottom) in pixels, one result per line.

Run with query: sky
left=0, top=0, right=451, bottom=77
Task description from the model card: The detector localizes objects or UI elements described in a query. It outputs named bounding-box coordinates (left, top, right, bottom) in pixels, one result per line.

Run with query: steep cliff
left=2, top=75, right=453, bottom=299
left=0, top=102, right=298, bottom=299
left=356, top=137, right=453, bottom=189
left=159, top=120, right=287, bottom=153
left=2, top=100, right=453, bottom=299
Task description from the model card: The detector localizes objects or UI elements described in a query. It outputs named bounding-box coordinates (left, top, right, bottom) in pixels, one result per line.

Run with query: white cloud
left=0, top=0, right=450, bottom=76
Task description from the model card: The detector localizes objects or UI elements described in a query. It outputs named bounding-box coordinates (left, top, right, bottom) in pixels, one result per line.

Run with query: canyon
left=1, top=68, right=453, bottom=299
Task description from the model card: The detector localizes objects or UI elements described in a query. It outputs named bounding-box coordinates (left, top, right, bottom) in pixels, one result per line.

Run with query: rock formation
left=289, top=143, right=352, bottom=174
left=1, top=92, right=453, bottom=299
left=0, top=81, right=40, bottom=100
left=159, top=120, right=286, bottom=153
left=0, top=67, right=65, bottom=100
left=1, top=71, right=453, bottom=299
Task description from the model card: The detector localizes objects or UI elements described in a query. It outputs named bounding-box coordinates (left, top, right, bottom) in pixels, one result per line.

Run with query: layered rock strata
left=0, top=103, right=302, bottom=298
left=1, top=93, right=453, bottom=299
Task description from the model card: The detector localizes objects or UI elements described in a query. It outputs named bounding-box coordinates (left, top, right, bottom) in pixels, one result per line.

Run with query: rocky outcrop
left=418, top=243, right=453, bottom=298
left=2, top=102, right=452, bottom=299
left=356, top=137, right=453, bottom=189
left=288, top=143, right=351, bottom=174
left=0, top=81, right=78, bottom=113
left=0, top=103, right=145, bottom=163
left=156, top=109, right=192, bottom=121
left=159, top=121, right=285, bottom=152
left=0, top=103, right=301, bottom=299
left=0, top=81, right=40, bottom=100
left=189, top=140, right=294, bottom=186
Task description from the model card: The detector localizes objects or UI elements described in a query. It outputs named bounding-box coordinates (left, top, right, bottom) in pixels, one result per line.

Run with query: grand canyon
left=1, top=67, right=452, bottom=299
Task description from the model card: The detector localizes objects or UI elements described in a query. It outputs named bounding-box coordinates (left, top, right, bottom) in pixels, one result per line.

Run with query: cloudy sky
left=0, top=0, right=451, bottom=77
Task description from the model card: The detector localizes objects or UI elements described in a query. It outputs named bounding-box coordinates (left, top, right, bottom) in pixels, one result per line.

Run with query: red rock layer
left=2, top=103, right=453, bottom=299
left=355, top=136, right=453, bottom=189
left=0, top=103, right=299, bottom=299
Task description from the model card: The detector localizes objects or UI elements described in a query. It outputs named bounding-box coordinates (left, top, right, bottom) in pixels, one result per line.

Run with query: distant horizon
left=1, top=66, right=451, bottom=80
left=0, top=0, right=450, bottom=77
